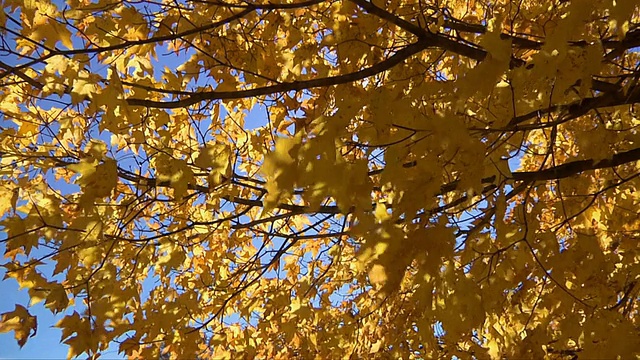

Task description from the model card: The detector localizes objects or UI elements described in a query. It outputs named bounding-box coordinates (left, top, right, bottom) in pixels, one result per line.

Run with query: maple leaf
left=0, top=305, right=37, bottom=348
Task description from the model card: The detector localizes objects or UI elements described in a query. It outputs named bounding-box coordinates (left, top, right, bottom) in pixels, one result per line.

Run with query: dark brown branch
left=115, top=168, right=344, bottom=214
left=126, top=41, right=432, bottom=108
left=372, top=144, right=640, bottom=203
left=505, top=83, right=640, bottom=129
left=512, top=146, right=640, bottom=183
left=348, top=0, right=430, bottom=39
left=112, top=145, right=640, bottom=216
left=0, top=61, right=43, bottom=89
left=604, top=28, right=640, bottom=60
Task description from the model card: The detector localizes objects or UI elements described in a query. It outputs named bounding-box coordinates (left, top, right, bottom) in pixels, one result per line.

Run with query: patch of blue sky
left=0, top=234, right=127, bottom=359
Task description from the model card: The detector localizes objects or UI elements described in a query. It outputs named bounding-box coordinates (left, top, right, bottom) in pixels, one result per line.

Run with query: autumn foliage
left=1, top=0, right=640, bottom=358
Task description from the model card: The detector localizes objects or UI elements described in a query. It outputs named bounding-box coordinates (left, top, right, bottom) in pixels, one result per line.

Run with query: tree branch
left=512, top=146, right=640, bottom=183
left=126, top=41, right=432, bottom=108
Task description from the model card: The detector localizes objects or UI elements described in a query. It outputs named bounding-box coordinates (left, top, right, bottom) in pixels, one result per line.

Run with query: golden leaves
left=17, top=1, right=73, bottom=52
left=261, top=133, right=303, bottom=211
left=154, top=153, right=194, bottom=199
left=56, top=312, right=96, bottom=359
left=157, top=240, right=187, bottom=271
left=0, top=305, right=37, bottom=348
left=195, top=143, right=232, bottom=187
left=457, top=22, right=512, bottom=100
left=609, top=0, right=640, bottom=36
left=368, top=263, right=388, bottom=285
left=0, top=182, right=18, bottom=217
left=3, top=0, right=640, bottom=359
left=68, top=157, right=118, bottom=206
left=70, top=76, right=99, bottom=104
left=45, top=284, right=70, bottom=314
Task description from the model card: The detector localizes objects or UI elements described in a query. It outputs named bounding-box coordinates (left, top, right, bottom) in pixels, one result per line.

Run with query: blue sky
left=0, top=277, right=66, bottom=360
left=0, top=275, right=125, bottom=359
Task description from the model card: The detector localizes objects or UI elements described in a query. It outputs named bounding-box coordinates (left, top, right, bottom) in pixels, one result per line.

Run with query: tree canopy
left=1, top=0, right=640, bottom=358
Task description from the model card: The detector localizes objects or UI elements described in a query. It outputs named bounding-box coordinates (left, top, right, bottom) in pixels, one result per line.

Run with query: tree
left=1, top=0, right=640, bottom=358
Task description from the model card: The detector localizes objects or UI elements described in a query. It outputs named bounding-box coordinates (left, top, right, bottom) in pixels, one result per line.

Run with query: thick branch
left=512, top=146, right=640, bottom=183
left=348, top=0, right=429, bottom=39
left=505, top=84, right=640, bottom=129
left=113, top=146, right=640, bottom=216
left=126, top=41, right=431, bottom=108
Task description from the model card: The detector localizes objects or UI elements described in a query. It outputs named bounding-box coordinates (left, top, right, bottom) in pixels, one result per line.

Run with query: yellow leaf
left=15, top=119, right=39, bottom=137
left=195, top=143, right=232, bottom=186
left=368, top=264, right=387, bottom=285
left=0, top=305, right=37, bottom=348
left=487, top=338, right=501, bottom=359
left=370, top=339, right=382, bottom=353
left=155, top=155, right=194, bottom=198
left=374, top=202, right=391, bottom=222
left=0, top=183, right=18, bottom=217
left=69, top=158, right=118, bottom=206
left=261, top=133, right=303, bottom=211
left=70, top=77, right=97, bottom=104
left=51, top=21, right=74, bottom=49
left=45, top=284, right=69, bottom=314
